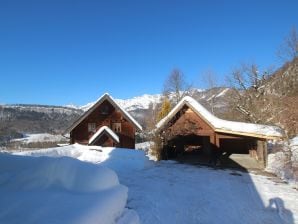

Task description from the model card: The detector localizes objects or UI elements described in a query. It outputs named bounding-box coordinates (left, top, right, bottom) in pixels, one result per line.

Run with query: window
left=88, top=123, right=96, bottom=132
left=112, top=123, right=121, bottom=133
left=100, top=105, right=109, bottom=115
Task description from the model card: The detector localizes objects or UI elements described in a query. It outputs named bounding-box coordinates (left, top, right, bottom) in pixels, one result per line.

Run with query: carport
left=156, top=96, right=284, bottom=169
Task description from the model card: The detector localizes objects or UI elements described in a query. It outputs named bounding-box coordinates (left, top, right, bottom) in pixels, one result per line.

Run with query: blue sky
left=0, top=0, right=297, bottom=106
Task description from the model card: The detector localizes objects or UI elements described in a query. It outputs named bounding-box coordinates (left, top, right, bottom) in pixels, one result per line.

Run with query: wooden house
left=66, top=93, right=142, bottom=149
left=156, top=96, right=284, bottom=165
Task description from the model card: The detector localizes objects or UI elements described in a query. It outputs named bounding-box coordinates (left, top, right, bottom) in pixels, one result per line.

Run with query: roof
left=156, top=96, right=285, bottom=139
left=89, top=126, right=119, bottom=145
left=66, top=93, right=142, bottom=133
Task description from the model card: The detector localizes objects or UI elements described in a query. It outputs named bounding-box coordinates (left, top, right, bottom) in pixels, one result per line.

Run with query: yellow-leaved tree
left=157, top=97, right=171, bottom=122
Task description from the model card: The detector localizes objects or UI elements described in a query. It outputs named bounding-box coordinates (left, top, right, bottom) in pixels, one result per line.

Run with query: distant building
left=66, top=93, right=142, bottom=148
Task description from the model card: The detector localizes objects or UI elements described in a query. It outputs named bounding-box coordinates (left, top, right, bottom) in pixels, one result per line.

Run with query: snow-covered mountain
left=115, top=94, right=163, bottom=112
left=76, top=93, right=163, bottom=112
left=75, top=88, right=231, bottom=112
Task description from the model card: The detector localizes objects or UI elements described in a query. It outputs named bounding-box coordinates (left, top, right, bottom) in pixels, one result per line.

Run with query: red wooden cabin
left=66, top=93, right=142, bottom=149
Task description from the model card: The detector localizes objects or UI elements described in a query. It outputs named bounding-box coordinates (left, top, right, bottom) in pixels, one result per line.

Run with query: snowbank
left=266, top=137, right=298, bottom=186
left=99, top=147, right=150, bottom=174
left=0, top=153, right=130, bottom=224
left=135, top=141, right=152, bottom=151
left=135, top=141, right=158, bottom=161
left=1, top=144, right=146, bottom=223
left=12, top=144, right=150, bottom=173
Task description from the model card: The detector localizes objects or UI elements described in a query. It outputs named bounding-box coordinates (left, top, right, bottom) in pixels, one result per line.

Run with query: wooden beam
left=217, top=134, right=244, bottom=139
left=215, top=129, right=282, bottom=140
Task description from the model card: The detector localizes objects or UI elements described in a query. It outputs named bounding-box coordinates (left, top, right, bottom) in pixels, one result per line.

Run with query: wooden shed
left=156, top=96, right=284, bottom=166
left=66, top=93, right=142, bottom=149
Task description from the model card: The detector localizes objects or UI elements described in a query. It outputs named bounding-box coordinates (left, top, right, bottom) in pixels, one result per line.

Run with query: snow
left=12, top=133, right=67, bottom=143
left=291, top=136, right=298, bottom=147
left=77, top=89, right=205, bottom=112
left=135, top=141, right=151, bottom=151
left=2, top=144, right=297, bottom=223
left=267, top=137, right=298, bottom=185
left=0, top=153, right=131, bottom=224
left=89, top=126, right=120, bottom=145
left=3, top=104, right=78, bottom=115
left=116, top=94, right=162, bottom=112
left=120, top=161, right=298, bottom=224
left=215, top=87, right=230, bottom=97
left=72, top=94, right=162, bottom=112
left=156, top=96, right=284, bottom=138
left=135, top=141, right=157, bottom=161
left=11, top=143, right=149, bottom=174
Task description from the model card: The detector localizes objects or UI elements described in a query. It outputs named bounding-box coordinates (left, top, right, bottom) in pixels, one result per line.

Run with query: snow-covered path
left=117, top=161, right=297, bottom=224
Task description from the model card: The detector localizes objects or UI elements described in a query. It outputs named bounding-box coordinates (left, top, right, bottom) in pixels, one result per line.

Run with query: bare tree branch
left=277, top=27, right=298, bottom=62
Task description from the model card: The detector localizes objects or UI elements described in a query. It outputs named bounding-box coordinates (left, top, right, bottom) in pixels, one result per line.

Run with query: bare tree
left=226, top=63, right=271, bottom=123
left=201, top=69, right=218, bottom=114
left=277, top=27, right=298, bottom=62
left=163, top=69, right=191, bottom=104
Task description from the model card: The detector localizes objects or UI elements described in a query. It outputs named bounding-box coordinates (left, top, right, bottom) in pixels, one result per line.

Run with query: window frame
left=88, top=123, right=96, bottom=132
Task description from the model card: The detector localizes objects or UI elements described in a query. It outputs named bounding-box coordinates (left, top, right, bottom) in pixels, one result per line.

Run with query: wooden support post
left=209, top=134, right=215, bottom=145
left=215, top=134, right=220, bottom=148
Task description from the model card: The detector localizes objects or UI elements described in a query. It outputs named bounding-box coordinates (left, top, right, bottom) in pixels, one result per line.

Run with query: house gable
left=89, top=126, right=119, bottom=146
left=66, top=93, right=142, bottom=134
left=67, top=93, right=142, bottom=148
left=163, top=105, right=214, bottom=139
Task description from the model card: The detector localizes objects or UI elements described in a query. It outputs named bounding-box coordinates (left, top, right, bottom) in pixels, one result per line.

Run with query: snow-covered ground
left=11, top=133, right=68, bottom=143
left=123, top=161, right=297, bottom=224
left=1, top=144, right=297, bottom=223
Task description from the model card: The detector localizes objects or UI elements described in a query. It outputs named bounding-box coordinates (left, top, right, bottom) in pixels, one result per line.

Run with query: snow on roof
left=156, top=96, right=284, bottom=139
left=89, top=126, right=119, bottom=145
left=66, top=93, right=142, bottom=133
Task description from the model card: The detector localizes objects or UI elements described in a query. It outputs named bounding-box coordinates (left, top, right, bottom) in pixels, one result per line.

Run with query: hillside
left=225, top=57, right=298, bottom=137
left=264, top=58, right=298, bottom=137
left=0, top=105, right=83, bottom=143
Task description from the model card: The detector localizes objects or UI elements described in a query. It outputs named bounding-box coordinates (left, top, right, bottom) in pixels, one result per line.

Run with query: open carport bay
left=165, top=134, right=264, bottom=170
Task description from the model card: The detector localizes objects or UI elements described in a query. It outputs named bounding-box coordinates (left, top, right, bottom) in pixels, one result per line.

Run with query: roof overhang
left=89, top=126, right=119, bottom=145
